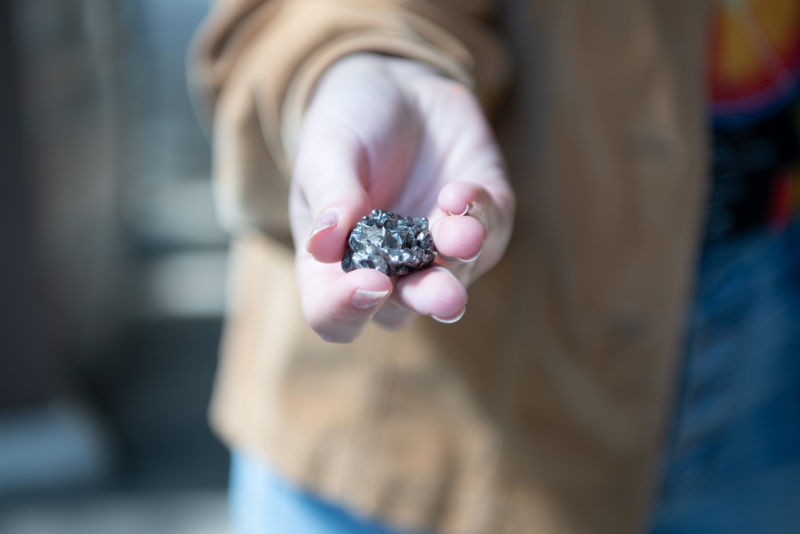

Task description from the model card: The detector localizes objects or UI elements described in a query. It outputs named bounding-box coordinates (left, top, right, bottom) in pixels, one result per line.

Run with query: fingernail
left=432, top=307, right=466, bottom=324
left=352, top=289, right=390, bottom=310
left=447, top=205, right=469, bottom=217
left=437, top=247, right=482, bottom=263
left=462, top=248, right=482, bottom=263
left=306, top=210, right=338, bottom=251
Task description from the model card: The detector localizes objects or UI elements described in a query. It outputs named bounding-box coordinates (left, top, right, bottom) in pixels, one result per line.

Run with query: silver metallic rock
left=342, top=209, right=437, bottom=276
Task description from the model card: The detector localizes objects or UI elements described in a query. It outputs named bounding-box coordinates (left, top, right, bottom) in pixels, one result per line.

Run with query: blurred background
left=0, top=0, right=231, bottom=532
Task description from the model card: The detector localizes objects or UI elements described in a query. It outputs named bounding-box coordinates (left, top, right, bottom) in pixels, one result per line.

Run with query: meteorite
left=342, top=209, right=437, bottom=276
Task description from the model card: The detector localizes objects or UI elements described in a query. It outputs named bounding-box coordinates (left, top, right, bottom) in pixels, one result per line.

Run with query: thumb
left=291, top=121, right=372, bottom=264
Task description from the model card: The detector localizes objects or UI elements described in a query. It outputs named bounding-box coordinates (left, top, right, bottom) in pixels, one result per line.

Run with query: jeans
left=229, top=451, right=419, bottom=534
left=650, top=221, right=800, bottom=533
left=230, top=224, right=800, bottom=534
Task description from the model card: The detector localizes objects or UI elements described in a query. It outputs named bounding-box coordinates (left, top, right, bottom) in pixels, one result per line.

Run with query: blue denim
left=230, top=222, right=800, bottom=534
left=229, top=450, right=424, bottom=534
left=650, top=221, right=800, bottom=533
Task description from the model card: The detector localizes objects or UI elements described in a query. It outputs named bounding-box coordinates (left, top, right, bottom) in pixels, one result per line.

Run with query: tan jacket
left=189, top=1, right=711, bottom=533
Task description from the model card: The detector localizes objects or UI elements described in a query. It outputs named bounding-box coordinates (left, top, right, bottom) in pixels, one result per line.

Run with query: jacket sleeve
left=188, top=0, right=511, bottom=240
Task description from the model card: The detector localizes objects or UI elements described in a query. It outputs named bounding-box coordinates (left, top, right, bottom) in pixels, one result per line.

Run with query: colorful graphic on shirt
left=706, top=0, right=800, bottom=239
left=709, top=0, right=800, bottom=125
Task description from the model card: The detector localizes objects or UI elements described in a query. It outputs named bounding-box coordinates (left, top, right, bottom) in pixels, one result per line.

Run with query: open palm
left=289, top=54, right=515, bottom=342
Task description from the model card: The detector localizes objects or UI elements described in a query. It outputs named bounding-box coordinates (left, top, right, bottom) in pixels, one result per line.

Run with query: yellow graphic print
left=710, top=0, right=800, bottom=116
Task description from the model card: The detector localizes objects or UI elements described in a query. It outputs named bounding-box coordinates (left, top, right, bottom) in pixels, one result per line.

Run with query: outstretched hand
left=289, top=54, right=515, bottom=343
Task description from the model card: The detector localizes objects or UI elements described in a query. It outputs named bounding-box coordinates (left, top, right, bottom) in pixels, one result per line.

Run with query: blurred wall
left=6, top=0, right=226, bottom=383
left=13, top=0, right=130, bottom=374
left=0, top=0, right=56, bottom=408
left=0, top=0, right=231, bottom=500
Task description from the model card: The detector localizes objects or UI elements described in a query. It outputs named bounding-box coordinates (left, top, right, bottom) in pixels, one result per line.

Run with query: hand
left=289, top=53, right=515, bottom=343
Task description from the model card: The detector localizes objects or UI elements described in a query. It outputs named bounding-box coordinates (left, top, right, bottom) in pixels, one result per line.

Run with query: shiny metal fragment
left=342, top=209, right=437, bottom=276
